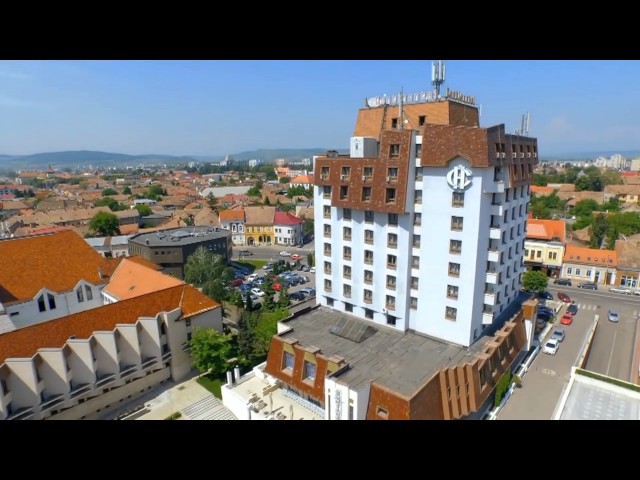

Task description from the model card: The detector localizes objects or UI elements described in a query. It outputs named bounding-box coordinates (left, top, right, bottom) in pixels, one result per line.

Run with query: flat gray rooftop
left=279, top=307, right=494, bottom=397
left=556, top=372, right=640, bottom=420
left=129, top=227, right=230, bottom=247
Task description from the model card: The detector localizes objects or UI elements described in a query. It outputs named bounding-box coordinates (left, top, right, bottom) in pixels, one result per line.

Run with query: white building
left=273, top=211, right=304, bottom=246
left=248, top=159, right=262, bottom=168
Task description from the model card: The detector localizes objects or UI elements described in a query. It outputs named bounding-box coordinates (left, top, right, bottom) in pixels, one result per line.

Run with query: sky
left=1, top=60, right=639, bottom=158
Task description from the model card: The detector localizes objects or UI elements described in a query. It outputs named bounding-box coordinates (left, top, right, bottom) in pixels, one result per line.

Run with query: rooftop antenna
left=432, top=60, right=446, bottom=99
left=514, top=112, right=531, bottom=136
left=398, top=87, right=404, bottom=129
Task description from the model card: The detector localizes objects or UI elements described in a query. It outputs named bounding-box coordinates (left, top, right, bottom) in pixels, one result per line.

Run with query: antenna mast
left=432, top=60, right=446, bottom=99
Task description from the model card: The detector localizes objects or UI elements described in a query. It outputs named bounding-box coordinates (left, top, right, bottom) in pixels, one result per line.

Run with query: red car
left=230, top=278, right=244, bottom=287
left=557, top=292, right=571, bottom=303
left=272, top=283, right=282, bottom=291
left=560, top=313, right=573, bottom=325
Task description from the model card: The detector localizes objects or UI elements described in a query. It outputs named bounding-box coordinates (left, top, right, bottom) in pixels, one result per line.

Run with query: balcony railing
left=343, top=235, right=352, bottom=240
left=343, top=291, right=351, bottom=298
left=69, top=382, right=92, bottom=399
left=324, top=231, right=331, bottom=238
left=321, top=174, right=329, bottom=181
left=343, top=254, right=351, bottom=261
left=324, top=249, right=331, bottom=256
left=324, top=268, right=332, bottom=275
left=387, top=263, right=397, bottom=270
left=6, top=406, right=35, bottom=421
left=141, top=355, right=159, bottom=369
left=365, top=238, right=374, bottom=245
left=95, top=372, right=116, bottom=388
left=40, top=393, right=65, bottom=411
left=388, top=242, right=397, bottom=248
left=364, top=277, right=373, bottom=285
left=364, top=258, right=373, bottom=265
left=119, top=363, right=138, bottom=377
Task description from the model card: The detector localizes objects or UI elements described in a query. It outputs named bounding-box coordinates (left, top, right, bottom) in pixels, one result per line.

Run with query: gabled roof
left=526, top=218, right=566, bottom=242
left=530, top=185, right=555, bottom=195
left=274, top=211, right=303, bottom=226
left=219, top=210, right=245, bottom=223
left=244, top=206, right=276, bottom=225
left=290, top=175, right=313, bottom=184
left=0, top=230, right=110, bottom=304
left=103, top=257, right=184, bottom=301
left=563, top=244, right=617, bottom=267
left=615, top=240, right=640, bottom=269
left=0, top=284, right=219, bottom=362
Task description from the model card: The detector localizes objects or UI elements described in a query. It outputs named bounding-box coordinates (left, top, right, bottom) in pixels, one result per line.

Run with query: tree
left=264, top=196, right=271, bottom=206
left=279, top=176, right=291, bottom=184
left=188, top=326, right=233, bottom=376
left=236, top=312, right=260, bottom=365
left=206, top=192, right=217, bottom=210
left=522, top=270, right=548, bottom=293
left=89, top=211, right=121, bottom=237
left=302, top=218, right=314, bottom=236
left=135, top=204, right=152, bottom=216
left=102, top=187, right=118, bottom=196
left=307, top=252, right=314, bottom=267
left=123, top=186, right=132, bottom=195
left=184, top=246, right=234, bottom=303
left=278, top=285, right=290, bottom=308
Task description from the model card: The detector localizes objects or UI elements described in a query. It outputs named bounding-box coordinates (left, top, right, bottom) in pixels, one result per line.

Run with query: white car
left=608, top=310, right=619, bottom=322
left=246, top=273, right=259, bottom=283
left=279, top=251, right=290, bottom=257
left=543, top=338, right=559, bottom=355
left=250, top=288, right=265, bottom=297
left=609, top=287, right=631, bottom=294
left=309, top=267, right=316, bottom=274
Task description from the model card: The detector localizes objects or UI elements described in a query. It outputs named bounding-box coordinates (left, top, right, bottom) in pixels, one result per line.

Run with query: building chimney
left=234, top=365, right=241, bottom=383
left=226, top=370, right=233, bottom=386
left=98, top=267, right=104, bottom=279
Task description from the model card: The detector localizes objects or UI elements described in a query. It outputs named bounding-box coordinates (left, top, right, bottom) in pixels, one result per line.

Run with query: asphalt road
left=234, top=241, right=316, bottom=264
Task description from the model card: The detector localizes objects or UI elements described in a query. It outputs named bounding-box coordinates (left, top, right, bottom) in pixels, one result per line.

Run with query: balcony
left=320, top=175, right=329, bottom=181
left=489, top=227, right=502, bottom=240
left=6, top=405, right=35, bottom=420
left=340, top=174, right=350, bottom=182
left=364, top=277, right=373, bottom=285
left=95, top=372, right=116, bottom=389
left=365, top=237, right=374, bottom=245
left=362, top=175, right=372, bottom=182
left=490, top=203, right=503, bottom=216
left=324, top=268, right=332, bottom=275
left=324, top=285, right=332, bottom=293
left=161, top=346, right=172, bottom=362
left=119, top=363, right=138, bottom=377
left=387, top=263, right=397, bottom=270
left=141, top=355, right=160, bottom=370
left=488, top=248, right=500, bottom=262
left=69, top=382, right=92, bottom=399
left=323, top=231, right=331, bottom=238
left=484, top=289, right=496, bottom=306
left=181, top=342, right=191, bottom=351
left=40, top=392, right=65, bottom=412
left=324, top=249, right=331, bottom=257
left=482, top=311, right=495, bottom=325
left=486, top=271, right=498, bottom=284
left=343, top=235, right=352, bottom=241
left=483, top=181, right=505, bottom=194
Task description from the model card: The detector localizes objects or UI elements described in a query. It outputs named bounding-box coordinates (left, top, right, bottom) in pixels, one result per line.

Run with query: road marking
left=542, top=368, right=556, bottom=376
left=606, top=331, right=617, bottom=377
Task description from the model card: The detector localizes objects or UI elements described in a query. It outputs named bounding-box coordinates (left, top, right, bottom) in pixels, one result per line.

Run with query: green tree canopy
left=89, top=211, right=121, bottom=237
left=188, top=327, right=233, bottom=376
left=102, top=187, right=118, bottom=196
left=522, top=270, right=548, bottom=293
left=123, top=186, right=132, bottom=195
left=135, top=204, right=152, bottom=216
left=95, top=197, right=128, bottom=211
left=183, top=246, right=234, bottom=303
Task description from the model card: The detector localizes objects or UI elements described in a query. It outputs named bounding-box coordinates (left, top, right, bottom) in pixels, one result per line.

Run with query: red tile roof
left=530, top=186, right=554, bottom=195
left=526, top=219, right=566, bottom=242
left=0, top=230, right=110, bottom=304
left=0, top=284, right=220, bottom=362
left=274, top=211, right=303, bottom=226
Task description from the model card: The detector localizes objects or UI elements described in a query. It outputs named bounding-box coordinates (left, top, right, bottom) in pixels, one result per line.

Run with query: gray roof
left=277, top=306, right=493, bottom=397
left=555, top=370, right=640, bottom=420
left=129, top=226, right=230, bottom=247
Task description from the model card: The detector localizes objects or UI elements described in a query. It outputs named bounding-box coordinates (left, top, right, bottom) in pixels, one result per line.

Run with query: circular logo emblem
left=447, top=165, right=472, bottom=190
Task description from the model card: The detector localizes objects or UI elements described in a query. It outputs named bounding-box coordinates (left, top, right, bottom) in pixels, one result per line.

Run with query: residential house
left=613, top=237, right=640, bottom=288
left=560, top=244, right=617, bottom=285
left=524, top=217, right=566, bottom=278
left=558, top=191, right=605, bottom=209
left=289, top=175, right=313, bottom=189
left=219, top=210, right=246, bottom=245
left=604, top=185, right=640, bottom=205
left=530, top=185, right=554, bottom=196
left=274, top=211, right=303, bottom=245
left=244, top=206, right=276, bottom=246
left=101, top=257, right=183, bottom=303
left=85, top=235, right=132, bottom=258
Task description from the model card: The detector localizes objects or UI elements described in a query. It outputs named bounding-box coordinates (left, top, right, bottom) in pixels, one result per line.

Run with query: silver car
left=551, top=328, right=565, bottom=342
left=608, top=310, right=619, bottom=322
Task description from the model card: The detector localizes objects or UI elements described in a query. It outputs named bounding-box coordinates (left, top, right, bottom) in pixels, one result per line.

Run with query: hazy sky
left=1, top=60, right=638, bottom=157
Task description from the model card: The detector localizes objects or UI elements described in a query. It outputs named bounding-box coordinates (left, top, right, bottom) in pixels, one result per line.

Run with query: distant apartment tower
left=313, top=91, right=538, bottom=347
left=248, top=159, right=262, bottom=168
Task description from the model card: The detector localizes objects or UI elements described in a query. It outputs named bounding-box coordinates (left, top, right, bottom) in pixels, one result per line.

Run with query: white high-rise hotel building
left=313, top=89, right=538, bottom=347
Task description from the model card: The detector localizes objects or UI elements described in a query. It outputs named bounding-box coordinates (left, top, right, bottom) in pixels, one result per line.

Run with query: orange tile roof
left=563, top=244, right=617, bottom=267
left=125, top=255, right=162, bottom=271
left=526, top=218, right=566, bottom=242
left=103, top=258, right=184, bottom=300
left=219, top=210, right=245, bottom=222
left=0, top=284, right=220, bottom=362
left=530, top=185, right=554, bottom=195
left=0, top=230, right=111, bottom=304
left=290, top=175, right=313, bottom=184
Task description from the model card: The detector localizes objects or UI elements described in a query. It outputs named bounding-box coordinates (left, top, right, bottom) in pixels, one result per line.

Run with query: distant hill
left=542, top=150, right=640, bottom=161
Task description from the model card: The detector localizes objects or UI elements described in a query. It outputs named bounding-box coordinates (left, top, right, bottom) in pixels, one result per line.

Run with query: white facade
left=220, top=220, right=245, bottom=245
left=314, top=134, right=530, bottom=347
left=274, top=223, right=303, bottom=245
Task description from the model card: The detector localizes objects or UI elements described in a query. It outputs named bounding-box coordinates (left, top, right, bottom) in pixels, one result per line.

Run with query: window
left=303, top=361, right=316, bottom=381
left=418, top=115, right=426, bottom=126
left=412, top=256, right=420, bottom=269
left=452, top=191, right=464, bottom=207
left=343, top=208, right=351, bottom=220
left=363, top=167, right=373, bottom=181
left=447, top=285, right=459, bottom=299
left=38, top=295, right=46, bottom=312
left=365, top=308, right=374, bottom=319
left=548, top=251, right=557, bottom=260
left=340, top=185, right=349, bottom=200
left=387, top=254, right=397, bottom=269
left=413, top=234, right=421, bottom=248
left=327, top=298, right=334, bottom=307
left=364, top=270, right=373, bottom=284
left=385, top=188, right=397, bottom=204
left=324, top=261, right=332, bottom=274
left=410, top=297, right=418, bottom=310
left=415, top=166, right=423, bottom=181
left=364, top=230, right=374, bottom=245
left=388, top=233, right=398, bottom=248
left=415, top=143, right=422, bottom=160
left=324, top=279, right=332, bottom=292
left=365, top=210, right=374, bottom=223
left=343, top=246, right=352, bottom=260
left=390, top=144, right=400, bottom=156
left=415, top=190, right=422, bottom=204
left=77, top=287, right=84, bottom=303
left=283, top=351, right=294, bottom=370
left=324, top=243, right=331, bottom=256
left=387, top=315, right=397, bottom=326
left=386, top=275, right=396, bottom=290
left=345, top=303, right=353, bottom=313
left=323, top=206, right=331, bottom=218
left=445, top=306, right=457, bottom=320
left=364, top=290, right=373, bottom=303
left=411, top=276, right=419, bottom=290
left=586, top=270, right=592, bottom=277
left=362, top=187, right=372, bottom=202
left=391, top=117, right=398, bottom=129
left=388, top=213, right=398, bottom=226
left=323, top=224, right=331, bottom=237
left=48, top=293, right=56, bottom=310
left=387, top=167, right=398, bottom=181
left=343, top=265, right=351, bottom=279
left=323, top=185, right=331, bottom=199
left=343, top=284, right=351, bottom=298
left=376, top=406, right=388, bottom=418
left=341, top=166, right=351, bottom=181
left=321, top=166, right=329, bottom=180
left=343, top=226, right=352, bottom=240
left=576, top=268, right=581, bottom=276
left=451, top=216, right=463, bottom=231
left=449, top=262, right=460, bottom=276
left=450, top=240, right=462, bottom=254
left=414, top=213, right=421, bottom=226
left=385, top=295, right=395, bottom=309
left=364, top=250, right=374, bottom=264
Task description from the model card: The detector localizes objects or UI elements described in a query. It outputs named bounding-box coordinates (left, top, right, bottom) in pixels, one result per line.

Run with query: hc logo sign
left=447, top=165, right=472, bottom=190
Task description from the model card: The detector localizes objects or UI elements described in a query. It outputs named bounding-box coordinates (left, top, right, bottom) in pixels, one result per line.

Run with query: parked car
left=253, top=277, right=266, bottom=285
left=279, top=251, right=291, bottom=257
left=557, top=292, right=571, bottom=303
left=578, top=282, right=597, bottom=290
left=551, top=328, right=566, bottom=342
left=608, top=310, right=619, bottom=322
left=633, top=290, right=640, bottom=296
left=302, top=265, right=310, bottom=272
left=538, top=305, right=555, bottom=315
left=538, top=291, right=554, bottom=300
left=230, top=278, right=243, bottom=287
left=554, top=278, right=572, bottom=286
left=566, top=303, right=578, bottom=315
left=560, top=313, right=573, bottom=325
left=250, top=288, right=265, bottom=297
left=246, top=273, right=259, bottom=283
left=233, top=271, right=246, bottom=280
left=543, top=338, right=560, bottom=355
left=238, top=250, right=253, bottom=256
left=309, top=267, right=316, bottom=274
left=289, top=292, right=306, bottom=302
left=290, top=254, right=302, bottom=261
left=299, top=287, right=316, bottom=297
left=609, top=286, right=631, bottom=294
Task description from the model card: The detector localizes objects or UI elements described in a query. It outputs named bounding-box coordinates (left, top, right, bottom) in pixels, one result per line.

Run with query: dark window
left=47, top=293, right=56, bottom=310
left=38, top=295, right=46, bottom=312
